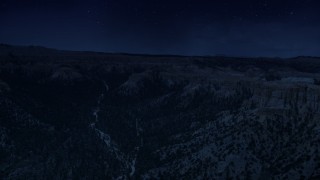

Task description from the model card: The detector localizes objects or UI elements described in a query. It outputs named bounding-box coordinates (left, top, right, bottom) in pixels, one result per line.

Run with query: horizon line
left=1, top=43, right=319, bottom=59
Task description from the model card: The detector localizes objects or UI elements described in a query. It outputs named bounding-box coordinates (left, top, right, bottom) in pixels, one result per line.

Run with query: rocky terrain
left=0, top=44, right=320, bottom=179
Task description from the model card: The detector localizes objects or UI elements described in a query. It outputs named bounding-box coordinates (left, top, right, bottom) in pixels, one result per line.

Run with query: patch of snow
left=93, top=108, right=100, bottom=122
left=129, top=158, right=137, bottom=177
left=281, top=77, right=314, bottom=84
left=103, top=81, right=109, bottom=92
left=96, top=128, right=111, bottom=147
left=51, top=67, right=82, bottom=81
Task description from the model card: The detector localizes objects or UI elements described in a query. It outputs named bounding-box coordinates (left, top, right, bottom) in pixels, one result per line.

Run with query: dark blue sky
left=1, top=0, right=320, bottom=57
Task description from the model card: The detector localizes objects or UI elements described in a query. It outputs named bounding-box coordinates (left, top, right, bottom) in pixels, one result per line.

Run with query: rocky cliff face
left=0, top=45, right=320, bottom=179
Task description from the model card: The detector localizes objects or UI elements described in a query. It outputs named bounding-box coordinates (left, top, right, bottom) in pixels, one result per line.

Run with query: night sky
left=1, top=0, right=320, bottom=57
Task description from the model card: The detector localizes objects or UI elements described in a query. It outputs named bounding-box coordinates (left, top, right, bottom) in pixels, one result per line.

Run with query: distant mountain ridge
left=1, top=43, right=320, bottom=59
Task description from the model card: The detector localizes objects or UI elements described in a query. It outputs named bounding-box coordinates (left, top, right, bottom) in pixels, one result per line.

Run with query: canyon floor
left=1, top=44, right=320, bottom=179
